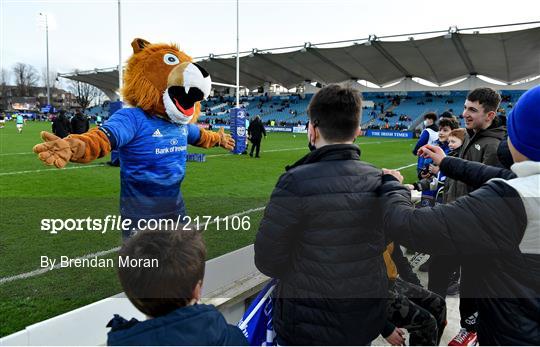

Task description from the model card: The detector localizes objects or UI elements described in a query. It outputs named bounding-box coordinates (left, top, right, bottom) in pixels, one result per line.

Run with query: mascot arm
left=195, top=127, right=235, bottom=150
left=69, top=128, right=112, bottom=163
left=33, top=128, right=111, bottom=169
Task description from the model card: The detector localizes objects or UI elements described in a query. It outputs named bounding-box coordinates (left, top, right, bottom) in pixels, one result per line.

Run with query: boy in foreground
left=107, top=229, right=248, bottom=346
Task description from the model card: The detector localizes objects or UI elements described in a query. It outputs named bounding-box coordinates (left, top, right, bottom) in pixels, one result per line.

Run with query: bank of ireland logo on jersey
left=170, top=138, right=178, bottom=146
left=152, top=129, right=163, bottom=137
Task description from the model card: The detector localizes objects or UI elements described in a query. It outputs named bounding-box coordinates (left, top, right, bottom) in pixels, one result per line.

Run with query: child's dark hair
left=449, top=128, right=466, bottom=142
left=423, top=112, right=437, bottom=122
left=307, top=84, right=361, bottom=142
left=467, top=88, right=501, bottom=113
left=438, top=117, right=459, bottom=130
left=117, top=229, right=206, bottom=318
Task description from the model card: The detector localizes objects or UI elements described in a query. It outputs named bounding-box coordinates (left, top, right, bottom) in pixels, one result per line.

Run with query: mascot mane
left=121, top=38, right=204, bottom=122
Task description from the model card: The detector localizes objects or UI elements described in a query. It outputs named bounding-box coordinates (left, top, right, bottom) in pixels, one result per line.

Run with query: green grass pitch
left=0, top=120, right=418, bottom=337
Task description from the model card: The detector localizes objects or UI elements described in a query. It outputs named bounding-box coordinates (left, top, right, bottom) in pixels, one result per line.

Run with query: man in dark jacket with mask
left=255, top=85, right=387, bottom=345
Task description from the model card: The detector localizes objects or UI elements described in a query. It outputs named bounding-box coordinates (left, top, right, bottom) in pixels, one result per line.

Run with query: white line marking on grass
left=0, top=207, right=267, bottom=285
left=0, top=164, right=106, bottom=176
left=206, top=139, right=406, bottom=158
left=0, top=158, right=415, bottom=284
left=0, top=248, right=120, bottom=285
left=0, top=139, right=409, bottom=174
left=394, top=163, right=417, bottom=170
left=0, top=152, right=34, bottom=156
left=206, top=147, right=306, bottom=158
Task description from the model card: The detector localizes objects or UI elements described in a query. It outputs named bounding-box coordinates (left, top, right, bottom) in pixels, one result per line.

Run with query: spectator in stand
left=71, top=110, right=90, bottom=134
left=442, top=128, right=467, bottom=203
left=255, top=85, right=388, bottom=345
left=413, top=112, right=439, bottom=178
left=51, top=110, right=71, bottom=138
left=247, top=115, right=266, bottom=158
left=412, top=117, right=458, bottom=207
left=107, top=229, right=248, bottom=345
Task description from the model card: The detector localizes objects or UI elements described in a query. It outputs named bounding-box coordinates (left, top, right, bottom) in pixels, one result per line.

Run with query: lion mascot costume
left=33, top=38, right=234, bottom=236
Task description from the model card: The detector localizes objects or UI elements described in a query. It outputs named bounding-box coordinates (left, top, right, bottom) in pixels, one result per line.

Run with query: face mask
left=423, top=120, right=430, bottom=127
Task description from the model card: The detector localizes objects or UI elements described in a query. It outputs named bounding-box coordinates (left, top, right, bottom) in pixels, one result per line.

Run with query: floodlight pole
left=40, top=13, right=51, bottom=106
left=235, top=0, right=240, bottom=108
left=117, top=0, right=123, bottom=101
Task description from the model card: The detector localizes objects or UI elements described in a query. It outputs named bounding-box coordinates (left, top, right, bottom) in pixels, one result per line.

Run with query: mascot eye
left=163, top=53, right=180, bottom=65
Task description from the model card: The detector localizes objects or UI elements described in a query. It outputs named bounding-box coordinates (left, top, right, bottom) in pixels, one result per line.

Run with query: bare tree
left=0, top=69, right=9, bottom=96
left=12, top=63, right=39, bottom=96
left=0, top=69, right=10, bottom=110
left=68, top=78, right=102, bottom=109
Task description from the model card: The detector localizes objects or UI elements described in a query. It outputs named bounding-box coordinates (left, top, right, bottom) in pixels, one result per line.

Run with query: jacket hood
left=468, top=120, right=507, bottom=142
left=107, top=304, right=245, bottom=346
left=478, top=125, right=507, bottom=141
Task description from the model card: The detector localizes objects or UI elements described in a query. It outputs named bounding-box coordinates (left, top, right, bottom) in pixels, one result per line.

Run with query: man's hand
left=420, top=171, right=432, bottom=179
left=217, top=127, right=235, bottom=150
left=382, top=169, right=404, bottom=184
left=384, top=327, right=405, bottom=346
left=429, top=164, right=440, bottom=175
left=418, top=144, right=446, bottom=165
left=32, top=131, right=85, bottom=168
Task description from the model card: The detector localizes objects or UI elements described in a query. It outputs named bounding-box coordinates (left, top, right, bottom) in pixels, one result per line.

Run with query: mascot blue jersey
left=100, top=107, right=201, bottom=220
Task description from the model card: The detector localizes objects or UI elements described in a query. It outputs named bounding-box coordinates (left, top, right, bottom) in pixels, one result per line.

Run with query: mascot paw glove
left=33, top=131, right=86, bottom=168
left=218, top=127, right=235, bottom=150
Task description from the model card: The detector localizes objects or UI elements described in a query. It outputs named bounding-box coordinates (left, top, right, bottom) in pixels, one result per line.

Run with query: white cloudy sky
left=1, top=0, right=539, bottom=83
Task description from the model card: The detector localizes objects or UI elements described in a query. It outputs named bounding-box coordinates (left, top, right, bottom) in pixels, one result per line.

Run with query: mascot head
left=122, top=38, right=211, bottom=124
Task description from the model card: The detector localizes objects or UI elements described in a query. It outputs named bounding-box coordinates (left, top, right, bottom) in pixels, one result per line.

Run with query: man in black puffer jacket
left=255, top=85, right=387, bottom=345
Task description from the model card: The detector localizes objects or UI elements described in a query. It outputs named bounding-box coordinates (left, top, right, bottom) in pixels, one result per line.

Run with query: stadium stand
left=85, top=103, right=110, bottom=119
left=198, top=89, right=526, bottom=130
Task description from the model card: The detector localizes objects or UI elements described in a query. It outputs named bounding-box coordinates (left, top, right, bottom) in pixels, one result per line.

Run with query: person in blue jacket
left=107, top=229, right=248, bottom=346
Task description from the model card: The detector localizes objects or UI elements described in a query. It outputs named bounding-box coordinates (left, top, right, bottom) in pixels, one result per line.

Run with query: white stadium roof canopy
left=59, top=24, right=540, bottom=97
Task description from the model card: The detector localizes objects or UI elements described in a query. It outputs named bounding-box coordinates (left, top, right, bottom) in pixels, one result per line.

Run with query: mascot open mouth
left=167, top=86, right=204, bottom=117
left=163, top=62, right=211, bottom=124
